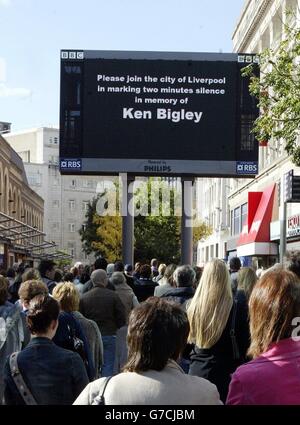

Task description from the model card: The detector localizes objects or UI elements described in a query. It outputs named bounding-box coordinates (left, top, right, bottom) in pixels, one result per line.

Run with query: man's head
left=91, top=269, right=108, bottom=287
left=284, top=250, right=300, bottom=279
left=151, top=258, right=158, bottom=269
left=38, top=260, right=56, bottom=280
left=229, top=257, right=241, bottom=273
left=114, top=261, right=124, bottom=272
left=94, top=257, right=108, bottom=271
left=140, top=264, right=151, bottom=279
left=173, top=265, right=196, bottom=288
left=110, top=272, right=126, bottom=286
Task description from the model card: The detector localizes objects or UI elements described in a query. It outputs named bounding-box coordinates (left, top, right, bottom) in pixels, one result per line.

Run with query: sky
left=0, top=0, right=245, bottom=131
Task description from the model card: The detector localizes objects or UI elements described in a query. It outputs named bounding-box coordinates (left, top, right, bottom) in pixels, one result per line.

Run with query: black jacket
left=188, top=295, right=250, bottom=403
left=161, top=286, right=195, bottom=309
left=133, top=278, right=158, bottom=302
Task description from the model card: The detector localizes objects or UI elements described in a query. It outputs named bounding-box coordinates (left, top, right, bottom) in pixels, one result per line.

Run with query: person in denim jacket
left=3, top=294, right=88, bottom=405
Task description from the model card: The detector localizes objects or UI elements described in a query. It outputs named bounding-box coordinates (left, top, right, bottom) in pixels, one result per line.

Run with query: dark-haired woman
left=3, top=295, right=89, bottom=405
left=74, top=297, right=222, bottom=405
left=227, top=269, right=300, bottom=405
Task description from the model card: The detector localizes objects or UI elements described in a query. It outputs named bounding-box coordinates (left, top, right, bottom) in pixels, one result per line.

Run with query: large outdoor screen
left=59, top=50, right=259, bottom=177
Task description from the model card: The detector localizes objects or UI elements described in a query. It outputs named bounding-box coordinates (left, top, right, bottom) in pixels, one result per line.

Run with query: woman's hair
left=22, top=268, right=41, bottom=282
left=248, top=268, right=300, bottom=359
left=27, top=294, right=60, bottom=335
left=0, top=275, right=8, bottom=305
left=158, top=263, right=166, bottom=275
left=237, top=267, right=258, bottom=301
left=123, top=297, right=189, bottom=373
left=52, top=281, right=80, bottom=312
left=164, top=263, right=177, bottom=286
left=187, top=258, right=233, bottom=348
left=18, top=280, right=48, bottom=303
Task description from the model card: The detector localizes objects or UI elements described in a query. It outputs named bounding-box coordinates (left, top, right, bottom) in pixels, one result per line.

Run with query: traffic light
left=283, top=170, right=300, bottom=203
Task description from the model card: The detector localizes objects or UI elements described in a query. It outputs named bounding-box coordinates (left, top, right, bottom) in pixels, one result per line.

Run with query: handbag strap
left=9, top=352, right=37, bottom=405
left=91, top=376, right=113, bottom=405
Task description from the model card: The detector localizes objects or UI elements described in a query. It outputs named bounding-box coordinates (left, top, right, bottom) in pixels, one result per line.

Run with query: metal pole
left=181, top=177, right=194, bottom=265
left=279, top=174, right=287, bottom=264
left=279, top=201, right=287, bottom=264
left=122, top=175, right=134, bottom=265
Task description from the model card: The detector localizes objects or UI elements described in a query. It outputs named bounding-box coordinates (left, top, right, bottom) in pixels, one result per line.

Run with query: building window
left=54, top=137, right=59, bottom=144
left=18, top=150, right=30, bottom=163
left=53, top=200, right=60, bottom=208
left=67, top=242, right=75, bottom=257
left=234, top=207, right=241, bottom=236
left=241, top=203, right=248, bottom=231
left=27, top=172, right=42, bottom=187
left=69, top=200, right=75, bottom=210
left=68, top=223, right=75, bottom=232
left=82, top=201, right=89, bottom=211
left=70, top=179, right=76, bottom=188
left=52, top=222, right=59, bottom=230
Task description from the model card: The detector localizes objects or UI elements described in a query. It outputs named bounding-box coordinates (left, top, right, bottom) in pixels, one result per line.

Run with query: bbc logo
left=61, top=51, right=84, bottom=60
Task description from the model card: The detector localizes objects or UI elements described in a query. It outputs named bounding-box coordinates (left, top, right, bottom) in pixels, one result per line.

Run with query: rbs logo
left=60, top=159, right=82, bottom=170
left=236, top=162, right=258, bottom=175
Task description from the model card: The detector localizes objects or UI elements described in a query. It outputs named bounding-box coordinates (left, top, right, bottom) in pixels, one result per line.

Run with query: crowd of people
left=0, top=251, right=300, bottom=405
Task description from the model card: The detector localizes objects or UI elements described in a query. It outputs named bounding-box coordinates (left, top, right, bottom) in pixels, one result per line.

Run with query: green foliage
left=242, top=12, right=300, bottom=165
left=80, top=178, right=212, bottom=265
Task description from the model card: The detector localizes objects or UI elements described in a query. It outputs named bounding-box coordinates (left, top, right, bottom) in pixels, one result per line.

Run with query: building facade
left=0, top=134, right=44, bottom=268
left=5, top=127, right=100, bottom=264
left=197, top=0, right=300, bottom=268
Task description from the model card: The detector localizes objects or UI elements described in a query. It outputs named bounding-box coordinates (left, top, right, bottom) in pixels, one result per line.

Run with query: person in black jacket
left=161, top=265, right=195, bottom=310
left=134, top=264, right=158, bottom=302
left=4, top=294, right=88, bottom=405
left=187, top=259, right=250, bottom=403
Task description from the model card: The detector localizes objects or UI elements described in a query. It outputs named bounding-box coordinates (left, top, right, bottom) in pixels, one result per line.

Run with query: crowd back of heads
left=22, top=268, right=41, bottom=283
left=188, top=259, right=233, bottom=349
left=163, top=264, right=177, bottom=286
left=237, top=267, right=257, bottom=301
left=124, top=297, right=189, bottom=373
left=38, top=260, right=56, bottom=278
left=229, top=257, right=241, bottom=272
left=140, top=264, right=152, bottom=279
left=18, top=280, right=48, bottom=305
left=52, top=281, right=80, bottom=312
left=110, top=272, right=126, bottom=286
left=26, top=295, right=60, bottom=335
left=91, top=269, right=108, bottom=287
left=248, top=268, right=300, bottom=358
left=284, top=250, right=300, bottom=279
left=173, top=265, right=196, bottom=288
left=94, top=257, right=108, bottom=271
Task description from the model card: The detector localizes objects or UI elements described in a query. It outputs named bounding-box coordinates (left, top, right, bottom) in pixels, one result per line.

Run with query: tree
left=79, top=194, right=122, bottom=263
left=242, top=12, right=300, bottom=165
left=80, top=178, right=212, bottom=265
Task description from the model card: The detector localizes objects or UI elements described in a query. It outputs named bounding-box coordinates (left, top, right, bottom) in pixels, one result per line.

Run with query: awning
left=0, top=212, right=72, bottom=261
left=237, top=184, right=278, bottom=257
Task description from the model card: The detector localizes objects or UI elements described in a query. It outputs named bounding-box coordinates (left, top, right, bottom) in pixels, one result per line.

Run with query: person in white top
left=74, top=297, right=222, bottom=405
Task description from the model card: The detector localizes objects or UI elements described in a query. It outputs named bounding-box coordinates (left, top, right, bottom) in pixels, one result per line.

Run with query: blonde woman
left=187, top=259, right=250, bottom=402
left=237, top=267, right=257, bottom=302
left=52, top=282, right=103, bottom=379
